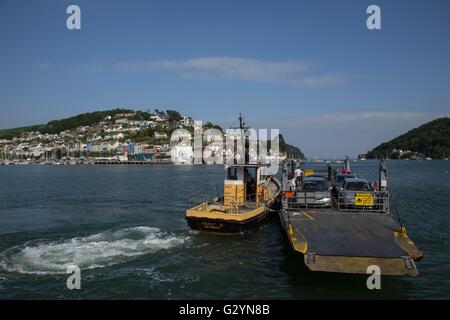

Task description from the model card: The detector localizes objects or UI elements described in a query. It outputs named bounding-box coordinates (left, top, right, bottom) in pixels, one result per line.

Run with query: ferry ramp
left=280, top=209, right=423, bottom=276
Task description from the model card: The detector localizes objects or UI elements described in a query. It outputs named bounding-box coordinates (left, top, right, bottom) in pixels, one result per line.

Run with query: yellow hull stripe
left=186, top=205, right=267, bottom=222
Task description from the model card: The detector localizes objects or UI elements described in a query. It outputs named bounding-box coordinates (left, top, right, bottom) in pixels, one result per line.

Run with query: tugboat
left=186, top=164, right=281, bottom=234
left=185, top=114, right=281, bottom=234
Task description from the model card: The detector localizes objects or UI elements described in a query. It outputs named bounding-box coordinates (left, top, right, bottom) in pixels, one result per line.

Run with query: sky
left=0, top=0, right=449, bottom=158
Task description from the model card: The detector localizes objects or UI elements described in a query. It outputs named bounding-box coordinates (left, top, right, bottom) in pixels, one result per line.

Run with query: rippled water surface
left=0, top=161, right=449, bottom=299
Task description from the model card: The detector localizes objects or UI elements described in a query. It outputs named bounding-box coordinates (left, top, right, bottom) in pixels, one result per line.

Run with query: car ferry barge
left=280, top=159, right=423, bottom=276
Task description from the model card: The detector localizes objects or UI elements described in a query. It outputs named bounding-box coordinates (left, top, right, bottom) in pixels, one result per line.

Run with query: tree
left=166, top=110, right=183, bottom=122
left=367, top=117, right=450, bottom=159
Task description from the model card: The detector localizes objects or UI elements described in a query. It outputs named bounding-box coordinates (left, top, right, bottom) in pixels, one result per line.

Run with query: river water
left=0, top=160, right=449, bottom=299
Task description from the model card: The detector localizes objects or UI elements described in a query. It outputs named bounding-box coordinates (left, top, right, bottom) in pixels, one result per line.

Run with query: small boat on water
left=186, top=163, right=281, bottom=234
left=186, top=114, right=281, bottom=234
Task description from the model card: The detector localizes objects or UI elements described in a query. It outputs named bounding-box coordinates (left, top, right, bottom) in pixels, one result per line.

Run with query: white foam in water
left=0, top=227, right=188, bottom=275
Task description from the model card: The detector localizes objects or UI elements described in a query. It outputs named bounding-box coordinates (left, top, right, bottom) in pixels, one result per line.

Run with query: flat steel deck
left=280, top=209, right=423, bottom=276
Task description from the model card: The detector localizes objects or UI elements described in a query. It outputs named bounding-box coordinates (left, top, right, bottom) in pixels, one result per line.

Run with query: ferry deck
left=279, top=160, right=423, bottom=276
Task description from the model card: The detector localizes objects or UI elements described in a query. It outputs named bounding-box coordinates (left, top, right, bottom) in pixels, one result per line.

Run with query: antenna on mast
left=237, top=113, right=250, bottom=132
left=239, top=113, right=244, bottom=130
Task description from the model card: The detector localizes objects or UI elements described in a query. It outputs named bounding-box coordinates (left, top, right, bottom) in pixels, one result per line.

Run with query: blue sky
left=0, top=0, right=449, bottom=157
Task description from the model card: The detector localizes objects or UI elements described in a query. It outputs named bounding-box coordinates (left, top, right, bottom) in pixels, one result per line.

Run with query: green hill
left=0, top=124, right=46, bottom=140
left=0, top=110, right=304, bottom=159
left=43, top=108, right=134, bottom=134
left=0, top=109, right=133, bottom=139
left=367, top=117, right=450, bottom=159
left=266, top=134, right=304, bottom=159
left=279, top=134, right=304, bottom=159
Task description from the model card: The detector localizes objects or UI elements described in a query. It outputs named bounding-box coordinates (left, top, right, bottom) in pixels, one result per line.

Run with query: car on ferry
left=307, top=173, right=327, bottom=179
left=331, top=173, right=355, bottom=197
left=294, top=176, right=332, bottom=207
left=301, top=176, right=328, bottom=191
left=338, top=177, right=376, bottom=208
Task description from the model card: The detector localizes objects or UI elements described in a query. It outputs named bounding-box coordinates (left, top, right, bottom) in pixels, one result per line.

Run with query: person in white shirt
left=294, top=167, right=303, bottom=178
left=289, top=178, right=297, bottom=191
left=294, top=166, right=304, bottom=188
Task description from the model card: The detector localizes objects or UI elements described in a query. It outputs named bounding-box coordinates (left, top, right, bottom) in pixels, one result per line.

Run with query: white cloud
left=34, top=57, right=347, bottom=87
left=114, top=57, right=345, bottom=87
left=116, top=60, right=179, bottom=72
left=179, top=57, right=307, bottom=81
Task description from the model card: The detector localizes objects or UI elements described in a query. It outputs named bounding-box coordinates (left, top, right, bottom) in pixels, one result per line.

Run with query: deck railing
left=336, top=190, right=389, bottom=213
left=189, top=193, right=260, bottom=212
left=282, top=190, right=390, bottom=213
left=283, top=191, right=332, bottom=209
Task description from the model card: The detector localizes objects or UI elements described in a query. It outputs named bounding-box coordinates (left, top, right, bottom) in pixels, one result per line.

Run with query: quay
left=0, top=159, right=173, bottom=165
left=92, top=159, right=172, bottom=165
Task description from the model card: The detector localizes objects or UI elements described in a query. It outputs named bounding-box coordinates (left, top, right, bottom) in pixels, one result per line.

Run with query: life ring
left=258, top=188, right=265, bottom=198
left=284, top=191, right=295, bottom=199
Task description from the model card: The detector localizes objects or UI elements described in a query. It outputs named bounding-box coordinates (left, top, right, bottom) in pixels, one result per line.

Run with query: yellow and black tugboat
left=186, top=163, right=281, bottom=234
left=186, top=114, right=281, bottom=234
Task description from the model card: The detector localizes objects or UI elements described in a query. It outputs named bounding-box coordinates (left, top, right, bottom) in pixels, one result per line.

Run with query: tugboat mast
left=238, top=113, right=249, bottom=131
left=237, top=113, right=251, bottom=163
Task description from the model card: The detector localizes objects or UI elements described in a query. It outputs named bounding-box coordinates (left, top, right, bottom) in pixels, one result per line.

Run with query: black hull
left=186, top=210, right=271, bottom=234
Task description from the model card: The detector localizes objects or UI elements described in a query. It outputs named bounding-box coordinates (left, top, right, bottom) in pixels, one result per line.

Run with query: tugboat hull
left=185, top=175, right=281, bottom=234
left=186, top=209, right=271, bottom=234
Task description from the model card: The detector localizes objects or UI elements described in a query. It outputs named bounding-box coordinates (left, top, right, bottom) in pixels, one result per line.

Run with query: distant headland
left=360, top=117, right=450, bottom=160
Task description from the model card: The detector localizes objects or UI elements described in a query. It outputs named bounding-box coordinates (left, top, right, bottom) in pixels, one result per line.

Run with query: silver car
left=295, top=176, right=332, bottom=207
left=338, top=178, right=375, bottom=208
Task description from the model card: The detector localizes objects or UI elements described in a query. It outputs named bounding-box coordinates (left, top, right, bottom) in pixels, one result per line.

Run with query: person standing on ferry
left=289, top=178, right=297, bottom=191
left=294, top=166, right=303, bottom=178
left=294, top=166, right=304, bottom=187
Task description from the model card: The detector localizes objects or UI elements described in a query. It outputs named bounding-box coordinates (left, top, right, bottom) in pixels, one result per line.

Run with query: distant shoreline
left=0, top=159, right=173, bottom=166
left=1, top=158, right=448, bottom=167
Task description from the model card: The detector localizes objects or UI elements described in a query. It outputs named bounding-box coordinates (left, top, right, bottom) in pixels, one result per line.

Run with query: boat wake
left=0, top=227, right=188, bottom=275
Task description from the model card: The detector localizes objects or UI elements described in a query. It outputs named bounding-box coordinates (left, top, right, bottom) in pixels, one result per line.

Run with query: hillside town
left=0, top=109, right=291, bottom=165
left=0, top=110, right=195, bottom=164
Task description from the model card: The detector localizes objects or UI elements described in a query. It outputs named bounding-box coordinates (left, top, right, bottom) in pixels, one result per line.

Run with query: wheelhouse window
left=226, top=167, right=238, bottom=180
left=243, top=167, right=256, bottom=182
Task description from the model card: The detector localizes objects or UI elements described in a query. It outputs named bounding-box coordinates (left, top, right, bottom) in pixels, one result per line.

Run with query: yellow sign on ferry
left=354, top=193, right=374, bottom=206
left=304, top=170, right=315, bottom=177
